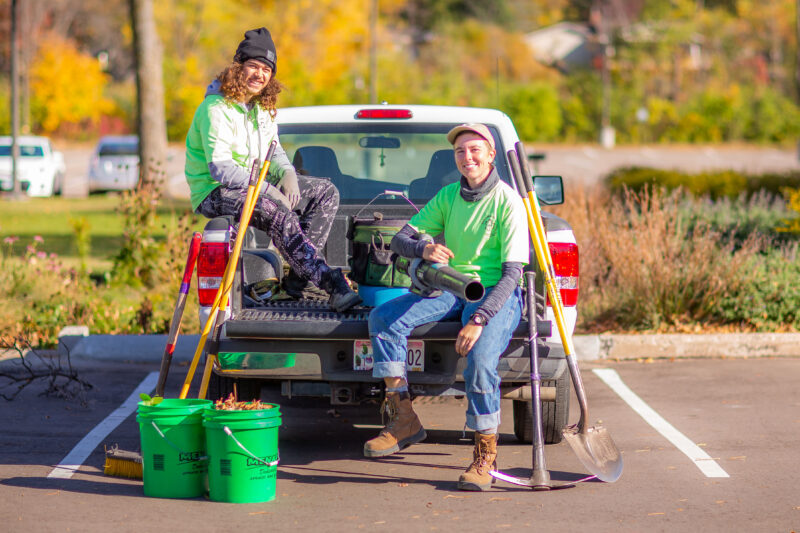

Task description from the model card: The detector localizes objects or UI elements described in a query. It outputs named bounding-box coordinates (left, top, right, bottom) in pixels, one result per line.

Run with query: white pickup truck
left=196, top=104, right=579, bottom=444
left=0, top=135, right=65, bottom=197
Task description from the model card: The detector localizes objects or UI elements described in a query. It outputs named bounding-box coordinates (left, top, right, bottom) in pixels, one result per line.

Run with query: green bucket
left=136, top=398, right=212, bottom=498
left=203, top=405, right=282, bottom=503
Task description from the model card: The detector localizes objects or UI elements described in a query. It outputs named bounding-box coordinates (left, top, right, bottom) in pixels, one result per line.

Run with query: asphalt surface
left=1, top=354, right=798, bottom=532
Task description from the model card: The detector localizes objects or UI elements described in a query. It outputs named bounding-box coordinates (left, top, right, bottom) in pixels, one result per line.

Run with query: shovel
left=509, top=142, right=623, bottom=483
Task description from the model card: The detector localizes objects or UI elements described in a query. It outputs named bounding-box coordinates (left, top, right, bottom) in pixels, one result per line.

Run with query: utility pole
left=594, top=0, right=615, bottom=149
left=369, top=0, right=378, bottom=104
left=10, top=0, right=23, bottom=198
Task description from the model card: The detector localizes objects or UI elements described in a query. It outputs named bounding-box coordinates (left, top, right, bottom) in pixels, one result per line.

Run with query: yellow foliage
left=780, top=188, right=800, bottom=233
left=29, top=33, right=115, bottom=134
left=261, top=0, right=372, bottom=104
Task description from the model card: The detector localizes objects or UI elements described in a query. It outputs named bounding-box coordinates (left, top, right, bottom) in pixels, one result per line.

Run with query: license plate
left=353, top=339, right=424, bottom=372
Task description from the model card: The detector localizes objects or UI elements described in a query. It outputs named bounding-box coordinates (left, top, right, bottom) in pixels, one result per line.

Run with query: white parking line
left=47, top=371, right=159, bottom=479
left=592, top=368, right=730, bottom=478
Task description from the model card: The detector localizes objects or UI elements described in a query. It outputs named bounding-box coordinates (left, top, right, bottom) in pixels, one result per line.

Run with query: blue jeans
left=368, top=287, right=523, bottom=432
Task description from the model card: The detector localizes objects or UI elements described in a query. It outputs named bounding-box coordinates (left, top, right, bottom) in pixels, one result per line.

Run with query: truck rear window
left=278, top=123, right=509, bottom=203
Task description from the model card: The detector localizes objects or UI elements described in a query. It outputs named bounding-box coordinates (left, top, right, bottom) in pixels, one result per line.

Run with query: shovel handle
left=195, top=140, right=279, bottom=399
left=511, top=142, right=589, bottom=433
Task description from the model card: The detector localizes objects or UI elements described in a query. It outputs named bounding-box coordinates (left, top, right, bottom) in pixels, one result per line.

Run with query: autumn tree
left=28, top=33, right=114, bottom=135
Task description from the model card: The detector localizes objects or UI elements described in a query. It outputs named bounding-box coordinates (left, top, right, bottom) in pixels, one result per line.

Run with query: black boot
left=320, top=268, right=362, bottom=312
left=282, top=270, right=328, bottom=300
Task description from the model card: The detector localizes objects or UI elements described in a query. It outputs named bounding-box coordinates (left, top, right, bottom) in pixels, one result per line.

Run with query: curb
left=573, top=333, right=800, bottom=360
left=59, top=332, right=800, bottom=363
left=59, top=334, right=203, bottom=364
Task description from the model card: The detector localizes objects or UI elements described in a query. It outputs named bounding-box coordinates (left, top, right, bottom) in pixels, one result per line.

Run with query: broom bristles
left=103, top=446, right=143, bottom=480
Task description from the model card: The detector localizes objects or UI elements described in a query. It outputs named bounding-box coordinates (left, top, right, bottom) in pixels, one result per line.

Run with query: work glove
left=259, top=180, right=292, bottom=210
left=279, top=168, right=300, bottom=210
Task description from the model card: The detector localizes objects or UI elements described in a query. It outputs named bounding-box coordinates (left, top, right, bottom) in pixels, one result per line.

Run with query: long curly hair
left=216, top=62, right=284, bottom=118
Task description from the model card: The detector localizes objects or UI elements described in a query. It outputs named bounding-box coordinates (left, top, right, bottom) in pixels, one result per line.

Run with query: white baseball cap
left=446, top=123, right=495, bottom=150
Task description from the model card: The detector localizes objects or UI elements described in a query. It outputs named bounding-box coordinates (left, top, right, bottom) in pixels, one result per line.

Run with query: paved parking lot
left=1, top=355, right=798, bottom=532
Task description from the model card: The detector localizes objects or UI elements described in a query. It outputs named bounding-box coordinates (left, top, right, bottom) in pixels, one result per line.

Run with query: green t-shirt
left=408, top=178, right=529, bottom=287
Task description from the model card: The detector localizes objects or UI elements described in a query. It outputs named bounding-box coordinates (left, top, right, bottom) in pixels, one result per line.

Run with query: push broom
left=103, top=231, right=203, bottom=479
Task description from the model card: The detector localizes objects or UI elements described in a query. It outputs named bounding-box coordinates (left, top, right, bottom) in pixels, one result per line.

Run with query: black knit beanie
left=234, top=27, right=277, bottom=73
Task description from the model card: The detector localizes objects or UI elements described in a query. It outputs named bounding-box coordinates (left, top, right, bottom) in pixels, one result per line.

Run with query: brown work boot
left=457, top=432, right=498, bottom=491
left=363, top=392, right=426, bottom=457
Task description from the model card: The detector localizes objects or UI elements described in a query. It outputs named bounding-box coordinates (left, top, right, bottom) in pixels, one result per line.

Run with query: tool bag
left=346, top=191, right=418, bottom=287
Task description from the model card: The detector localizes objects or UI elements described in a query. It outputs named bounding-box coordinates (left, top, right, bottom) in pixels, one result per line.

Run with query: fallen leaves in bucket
left=213, top=393, right=274, bottom=411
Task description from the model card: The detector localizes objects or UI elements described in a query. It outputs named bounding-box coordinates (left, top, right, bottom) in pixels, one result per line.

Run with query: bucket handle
left=150, top=421, right=208, bottom=462
left=223, top=426, right=280, bottom=467
left=353, top=190, right=419, bottom=220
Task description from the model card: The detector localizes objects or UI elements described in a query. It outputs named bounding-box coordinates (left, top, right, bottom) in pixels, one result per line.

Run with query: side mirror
left=533, top=175, right=563, bottom=205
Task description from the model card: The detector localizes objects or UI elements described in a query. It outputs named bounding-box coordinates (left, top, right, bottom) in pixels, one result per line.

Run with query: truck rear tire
left=207, top=372, right=262, bottom=403
left=512, top=369, right=570, bottom=445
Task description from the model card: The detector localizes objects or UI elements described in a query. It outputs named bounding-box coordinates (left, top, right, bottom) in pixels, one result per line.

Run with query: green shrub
left=607, top=167, right=800, bottom=200
left=746, top=87, right=800, bottom=143
left=683, top=191, right=792, bottom=247
left=715, top=245, right=800, bottom=330
left=68, top=216, right=91, bottom=275
left=559, top=72, right=601, bottom=143
left=0, top=231, right=201, bottom=347
left=0, top=191, right=202, bottom=347
left=501, top=82, right=563, bottom=143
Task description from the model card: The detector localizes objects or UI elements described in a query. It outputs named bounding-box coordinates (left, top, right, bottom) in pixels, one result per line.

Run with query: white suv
left=0, top=135, right=65, bottom=197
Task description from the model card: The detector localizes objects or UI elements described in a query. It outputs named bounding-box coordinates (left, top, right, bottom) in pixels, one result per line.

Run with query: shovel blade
left=563, top=424, right=623, bottom=483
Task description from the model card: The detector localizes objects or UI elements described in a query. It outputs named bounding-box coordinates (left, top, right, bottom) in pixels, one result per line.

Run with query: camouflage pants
left=292, top=175, right=340, bottom=252
left=196, top=175, right=340, bottom=286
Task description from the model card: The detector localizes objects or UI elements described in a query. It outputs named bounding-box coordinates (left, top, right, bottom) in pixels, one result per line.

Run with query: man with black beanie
left=234, top=27, right=277, bottom=72
left=185, top=27, right=361, bottom=312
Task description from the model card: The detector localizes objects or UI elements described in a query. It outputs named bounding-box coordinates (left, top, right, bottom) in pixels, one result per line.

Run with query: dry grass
left=550, top=185, right=767, bottom=332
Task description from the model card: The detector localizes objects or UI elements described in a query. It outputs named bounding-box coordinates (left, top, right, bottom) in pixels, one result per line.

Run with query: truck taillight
left=546, top=242, right=579, bottom=307
left=197, top=226, right=230, bottom=307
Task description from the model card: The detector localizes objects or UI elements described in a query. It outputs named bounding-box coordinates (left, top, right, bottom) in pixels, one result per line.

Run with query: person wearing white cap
left=365, top=123, right=529, bottom=491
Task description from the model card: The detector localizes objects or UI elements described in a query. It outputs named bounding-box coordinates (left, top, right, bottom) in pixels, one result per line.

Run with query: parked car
left=0, top=135, right=65, bottom=197
left=88, top=135, right=139, bottom=192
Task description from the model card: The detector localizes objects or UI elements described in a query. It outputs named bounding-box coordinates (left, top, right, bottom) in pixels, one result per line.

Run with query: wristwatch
left=470, top=313, right=487, bottom=326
